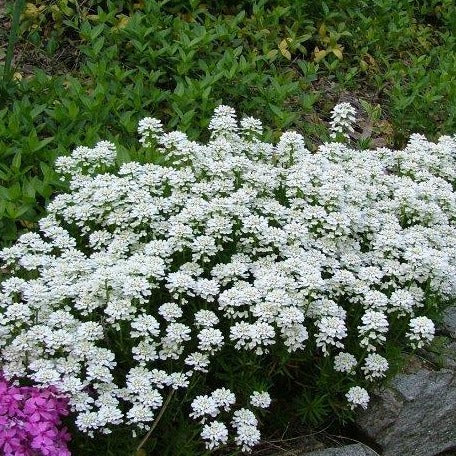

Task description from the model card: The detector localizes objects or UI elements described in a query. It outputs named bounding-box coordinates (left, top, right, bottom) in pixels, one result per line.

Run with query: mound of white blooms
left=1, top=105, right=455, bottom=452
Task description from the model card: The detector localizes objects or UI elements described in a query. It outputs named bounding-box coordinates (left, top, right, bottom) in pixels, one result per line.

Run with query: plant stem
left=135, top=389, right=175, bottom=453
left=3, top=0, right=27, bottom=83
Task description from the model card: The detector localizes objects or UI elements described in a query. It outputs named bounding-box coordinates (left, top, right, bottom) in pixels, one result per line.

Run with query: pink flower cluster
left=0, top=375, right=71, bottom=456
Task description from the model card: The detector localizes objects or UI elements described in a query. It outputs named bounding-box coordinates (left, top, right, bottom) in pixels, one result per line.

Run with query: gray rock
left=356, top=368, right=456, bottom=456
left=303, top=444, right=378, bottom=456
left=422, top=336, right=456, bottom=369
left=442, top=340, right=456, bottom=369
left=442, top=306, right=456, bottom=338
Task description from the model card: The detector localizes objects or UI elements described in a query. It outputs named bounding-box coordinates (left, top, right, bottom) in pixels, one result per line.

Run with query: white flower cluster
left=346, top=386, right=370, bottom=410
left=334, top=352, right=357, bottom=374
left=190, top=389, right=270, bottom=452
left=329, top=102, right=356, bottom=139
left=407, top=316, right=435, bottom=348
left=361, top=353, right=389, bottom=381
left=1, top=106, right=455, bottom=450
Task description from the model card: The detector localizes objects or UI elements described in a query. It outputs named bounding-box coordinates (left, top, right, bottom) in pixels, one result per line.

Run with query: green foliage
left=2, top=0, right=26, bottom=84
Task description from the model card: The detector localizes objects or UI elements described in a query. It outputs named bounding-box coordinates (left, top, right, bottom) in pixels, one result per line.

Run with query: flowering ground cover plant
left=1, top=105, right=455, bottom=454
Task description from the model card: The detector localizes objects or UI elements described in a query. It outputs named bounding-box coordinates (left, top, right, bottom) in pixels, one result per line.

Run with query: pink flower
left=0, top=373, right=71, bottom=456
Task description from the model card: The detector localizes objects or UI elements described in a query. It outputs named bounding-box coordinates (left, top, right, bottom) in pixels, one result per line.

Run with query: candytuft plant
left=0, top=105, right=455, bottom=454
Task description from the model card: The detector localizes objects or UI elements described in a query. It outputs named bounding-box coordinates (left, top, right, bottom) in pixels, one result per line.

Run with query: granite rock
left=356, top=368, right=456, bottom=456
left=442, top=306, right=456, bottom=338
left=302, top=444, right=377, bottom=456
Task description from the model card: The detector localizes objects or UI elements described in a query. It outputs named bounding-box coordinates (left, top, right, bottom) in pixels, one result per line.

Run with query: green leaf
left=93, top=37, right=105, bottom=55
left=23, top=180, right=36, bottom=200
left=11, top=151, right=21, bottom=171
left=116, top=145, right=131, bottom=165
left=30, top=104, right=47, bottom=119
left=331, top=46, right=343, bottom=60
left=0, top=219, right=17, bottom=240
left=279, top=39, right=292, bottom=60
left=33, top=137, right=54, bottom=153
left=15, top=204, right=31, bottom=218
left=7, top=182, right=21, bottom=200
left=266, top=49, right=278, bottom=59
left=0, top=186, right=9, bottom=200
left=269, top=104, right=285, bottom=119
left=6, top=202, right=18, bottom=218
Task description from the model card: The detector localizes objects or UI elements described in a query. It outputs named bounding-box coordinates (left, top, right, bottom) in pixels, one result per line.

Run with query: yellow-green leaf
left=23, top=3, right=42, bottom=19
left=332, top=47, right=343, bottom=60
left=280, top=48, right=292, bottom=60
left=114, top=15, right=130, bottom=30
left=279, top=39, right=291, bottom=60
left=318, top=23, right=327, bottom=37
left=313, top=48, right=327, bottom=62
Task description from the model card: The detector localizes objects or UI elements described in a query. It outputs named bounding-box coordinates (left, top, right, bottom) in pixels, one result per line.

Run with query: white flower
left=234, top=424, right=261, bottom=453
left=231, top=409, right=262, bottom=452
left=407, top=316, right=435, bottom=348
left=126, top=404, right=155, bottom=425
left=232, top=408, right=258, bottom=428
left=334, top=352, right=357, bottom=374
left=389, top=289, right=416, bottom=315
left=55, top=141, right=117, bottom=176
left=275, top=131, right=307, bottom=167
left=241, top=117, right=263, bottom=137
left=138, top=117, right=164, bottom=146
left=229, top=321, right=276, bottom=355
left=185, top=352, right=210, bottom=372
left=211, top=388, right=236, bottom=411
left=132, top=340, right=158, bottom=363
left=209, top=105, right=238, bottom=137
left=316, top=316, right=347, bottom=355
left=131, top=314, right=160, bottom=338
left=329, top=102, right=356, bottom=139
left=358, top=310, right=389, bottom=351
left=361, top=353, right=389, bottom=380
left=346, top=386, right=370, bottom=410
left=139, top=389, right=163, bottom=409
left=168, top=372, right=191, bottom=390
left=194, top=310, right=219, bottom=328
left=250, top=391, right=271, bottom=409
left=190, top=395, right=219, bottom=422
left=197, top=328, right=224, bottom=354
left=158, top=302, right=183, bottom=322
left=201, top=421, right=229, bottom=450
left=150, top=369, right=170, bottom=389
left=163, top=323, right=191, bottom=344
left=281, top=323, right=309, bottom=352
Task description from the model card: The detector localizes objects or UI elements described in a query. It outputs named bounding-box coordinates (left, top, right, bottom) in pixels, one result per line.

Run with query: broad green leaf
left=32, top=137, right=54, bottom=153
